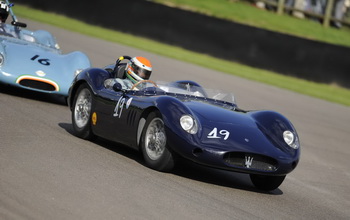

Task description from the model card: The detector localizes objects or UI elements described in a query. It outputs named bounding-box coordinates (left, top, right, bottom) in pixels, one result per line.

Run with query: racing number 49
left=207, top=127, right=230, bottom=140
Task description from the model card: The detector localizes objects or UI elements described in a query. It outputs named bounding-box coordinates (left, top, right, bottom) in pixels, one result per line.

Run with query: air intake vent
left=16, top=75, right=59, bottom=92
left=223, top=152, right=278, bottom=172
left=19, top=79, right=56, bottom=91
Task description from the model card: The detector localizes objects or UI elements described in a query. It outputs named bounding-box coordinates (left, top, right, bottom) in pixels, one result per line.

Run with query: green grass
left=153, top=0, right=350, bottom=48
left=14, top=4, right=350, bottom=106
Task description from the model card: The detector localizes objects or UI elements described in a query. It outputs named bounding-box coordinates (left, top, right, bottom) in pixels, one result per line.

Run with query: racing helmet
left=126, top=57, right=152, bottom=84
left=0, top=1, right=9, bottom=23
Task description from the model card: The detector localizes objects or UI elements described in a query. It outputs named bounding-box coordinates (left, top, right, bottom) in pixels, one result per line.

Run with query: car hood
left=184, top=100, right=291, bottom=156
left=185, top=100, right=255, bottom=126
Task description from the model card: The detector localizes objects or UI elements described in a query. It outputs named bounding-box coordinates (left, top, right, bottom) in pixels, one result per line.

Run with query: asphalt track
left=1, top=19, right=350, bottom=220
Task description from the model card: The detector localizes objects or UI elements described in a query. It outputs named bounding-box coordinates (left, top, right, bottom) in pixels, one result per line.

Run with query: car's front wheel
left=72, top=84, right=94, bottom=140
left=250, top=174, right=286, bottom=191
left=141, top=111, right=175, bottom=172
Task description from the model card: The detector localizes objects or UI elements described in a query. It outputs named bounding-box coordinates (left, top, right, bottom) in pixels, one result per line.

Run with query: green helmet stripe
left=126, top=73, right=138, bottom=84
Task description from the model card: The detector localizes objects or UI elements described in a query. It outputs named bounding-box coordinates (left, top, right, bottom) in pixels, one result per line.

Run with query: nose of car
left=199, top=122, right=277, bottom=153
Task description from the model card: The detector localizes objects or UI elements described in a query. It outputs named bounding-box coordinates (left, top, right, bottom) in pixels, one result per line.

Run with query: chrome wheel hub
left=145, top=118, right=166, bottom=160
left=74, top=88, right=92, bottom=128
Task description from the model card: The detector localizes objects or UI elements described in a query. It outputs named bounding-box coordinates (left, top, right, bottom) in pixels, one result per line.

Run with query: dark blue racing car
left=68, top=58, right=300, bottom=191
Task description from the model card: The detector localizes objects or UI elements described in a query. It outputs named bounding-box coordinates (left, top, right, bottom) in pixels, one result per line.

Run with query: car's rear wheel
left=72, top=84, right=94, bottom=140
left=141, top=111, right=174, bottom=172
left=250, top=174, right=286, bottom=191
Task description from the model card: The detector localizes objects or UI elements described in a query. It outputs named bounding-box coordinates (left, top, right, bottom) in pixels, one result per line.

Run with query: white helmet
left=125, top=56, right=152, bottom=84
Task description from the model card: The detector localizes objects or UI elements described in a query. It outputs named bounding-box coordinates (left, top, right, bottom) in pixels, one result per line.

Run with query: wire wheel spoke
left=74, top=89, right=92, bottom=128
left=145, top=118, right=166, bottom=160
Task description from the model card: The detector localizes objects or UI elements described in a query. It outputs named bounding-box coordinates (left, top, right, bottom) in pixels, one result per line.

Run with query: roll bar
left=5, top=0, right=27, bottom=28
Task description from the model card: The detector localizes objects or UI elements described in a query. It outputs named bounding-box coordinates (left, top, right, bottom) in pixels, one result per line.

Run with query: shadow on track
left=59, top=122, right=283, bottom=195
left=172, top=159, right=283, bottom=195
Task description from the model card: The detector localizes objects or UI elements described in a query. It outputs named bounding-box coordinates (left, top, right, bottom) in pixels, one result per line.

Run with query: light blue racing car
left=0, top=1, right=90, bottom=97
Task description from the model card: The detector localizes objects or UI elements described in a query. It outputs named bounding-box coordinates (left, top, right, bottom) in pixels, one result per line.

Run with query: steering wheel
left=131, top=80, right=158, bottom=90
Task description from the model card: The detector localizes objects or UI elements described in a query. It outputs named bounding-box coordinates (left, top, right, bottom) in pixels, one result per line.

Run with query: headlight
left=180, top=115, right=198, bottom=134
left=283, top=130, right=299, bottom=149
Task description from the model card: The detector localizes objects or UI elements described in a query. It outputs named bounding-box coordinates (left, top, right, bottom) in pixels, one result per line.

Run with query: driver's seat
left=104, top=63, right=127, bottom=79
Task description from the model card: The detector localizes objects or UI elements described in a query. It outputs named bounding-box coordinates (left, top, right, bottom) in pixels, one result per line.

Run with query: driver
left=105, top=56, right=153, bottom=90
left=0, top=1, right=13, bottom=36
left=0, top=1, right=9, bottom=23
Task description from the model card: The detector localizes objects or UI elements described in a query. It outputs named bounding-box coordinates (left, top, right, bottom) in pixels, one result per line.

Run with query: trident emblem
left=245, top=156, right=254, bottom=168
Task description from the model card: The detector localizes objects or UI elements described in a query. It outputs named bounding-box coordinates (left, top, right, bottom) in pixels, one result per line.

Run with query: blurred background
left=14, top=0, right=350, bottom=90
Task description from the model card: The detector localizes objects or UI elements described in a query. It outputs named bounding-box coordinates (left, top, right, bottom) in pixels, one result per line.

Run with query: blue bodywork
left=69, top=67, right=300, bottom=177
left=0, top=22, right=90, bottom=96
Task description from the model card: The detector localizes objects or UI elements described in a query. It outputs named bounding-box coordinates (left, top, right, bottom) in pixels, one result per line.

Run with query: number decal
left=31, top=55, right=39, bottom=60
left=219, top=129, right=230, bottom=140
left=113, top=97, right=133, bottom=118
left=113, top=97, right=126, bottom=118
left=207, top=127, right=230, bottom=140
left=31, top=55, right=51, bottom=66
left=207, top=128, right=220, bottom=139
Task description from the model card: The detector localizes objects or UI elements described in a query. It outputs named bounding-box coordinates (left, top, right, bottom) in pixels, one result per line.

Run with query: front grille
left=223, top=152, right=278, bottom=172
left=16, top=75, right=59, bottom=92
left=19, top=79, right=56, bottom=91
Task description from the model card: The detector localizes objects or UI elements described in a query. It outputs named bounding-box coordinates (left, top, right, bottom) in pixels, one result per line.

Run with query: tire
left=250, top=174, right=286, bottom=191
left=140, top=111, right=175, bottom=172
left=72, top=84, right=95, bottom=140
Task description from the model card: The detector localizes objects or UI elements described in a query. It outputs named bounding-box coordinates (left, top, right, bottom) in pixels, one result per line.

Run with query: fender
left=63, top=51, right=91, bottom=72
left=152, top=96, right=203, bottom=152
left=155, top=96, right=197, bottom=131
left=32, top=30, right=59, bottom=49
left=249, top=110, right=300, bottom=156
left=134, top=94, right=201, bottom=149
left=68, top=68, right=111, bottom=108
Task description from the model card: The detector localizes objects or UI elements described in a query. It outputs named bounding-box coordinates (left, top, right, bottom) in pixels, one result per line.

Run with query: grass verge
left=153, top=0, right=350, bottom=48
left=15, top=4, right=350, bottom=106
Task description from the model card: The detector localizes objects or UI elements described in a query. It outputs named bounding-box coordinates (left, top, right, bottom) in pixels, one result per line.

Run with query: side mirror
left=112, top=82, right=123, bottom=92
left=11, top=21, right=27, bottom=28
